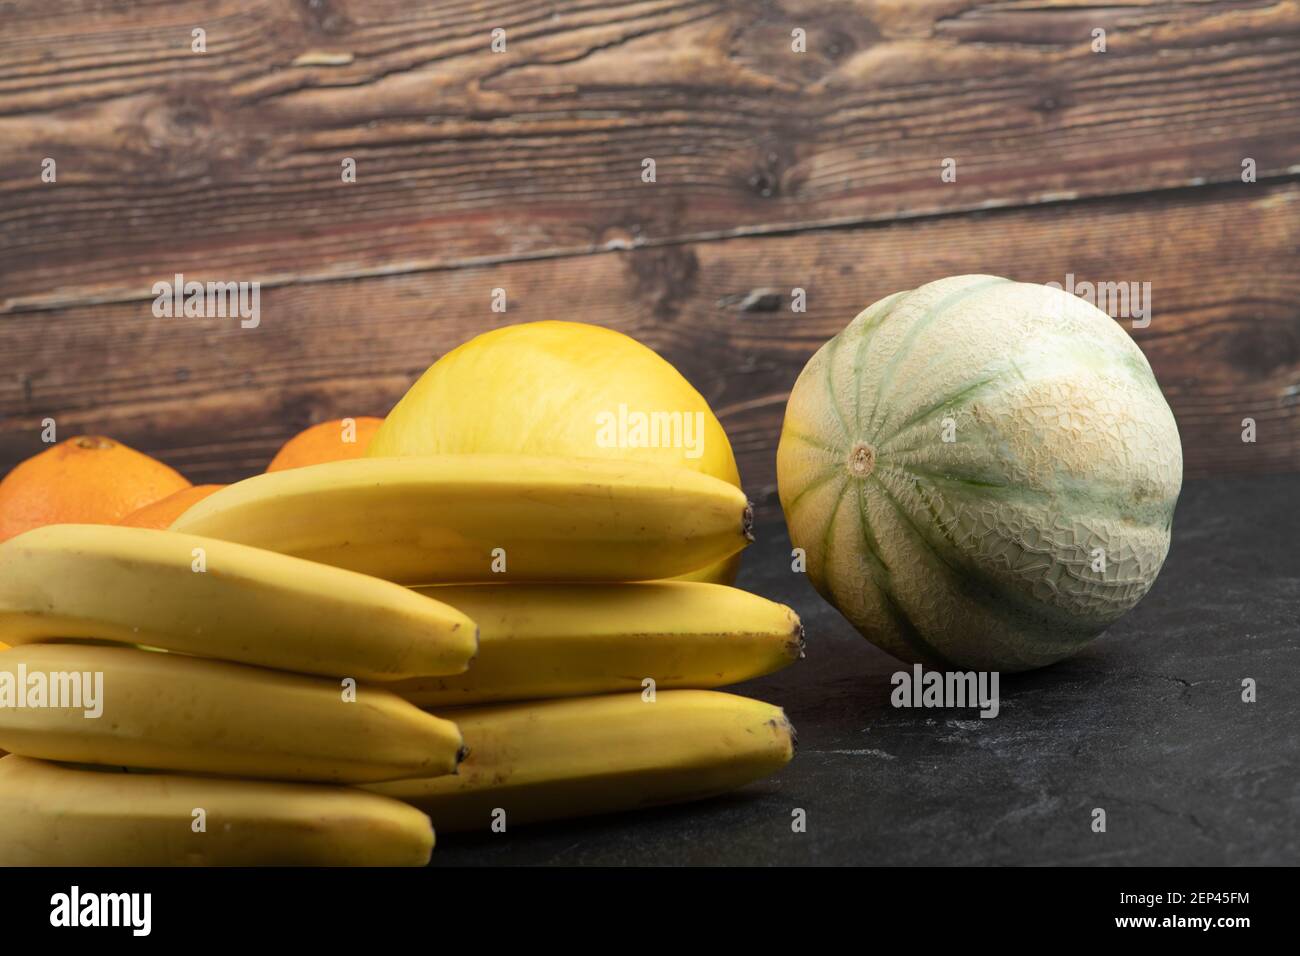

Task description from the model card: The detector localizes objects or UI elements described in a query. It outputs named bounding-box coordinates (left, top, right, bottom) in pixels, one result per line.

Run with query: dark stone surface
left=430, top=475, right=1299, bottom=866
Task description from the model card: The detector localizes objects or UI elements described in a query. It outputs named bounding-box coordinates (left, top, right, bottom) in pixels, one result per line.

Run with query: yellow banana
left=366, top=690, right=796, bottom=832
left=0, top=643, right=463, bottom=783
left=0, top=524, right=477, bottom=680
left=388, top=582, right=804, bottom=707
left=171, top=455, right=753, bottom=585
left=0, top=755, right=434, bottom=866
left=0, top=646, right=7, bottom=760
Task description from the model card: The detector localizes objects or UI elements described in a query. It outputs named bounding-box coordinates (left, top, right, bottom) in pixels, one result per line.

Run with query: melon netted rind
left=776, top=275, right=1183, bottom=672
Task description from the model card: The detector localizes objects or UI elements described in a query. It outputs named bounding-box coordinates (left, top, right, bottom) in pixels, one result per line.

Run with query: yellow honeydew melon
left=777, top=275, right=1182, bottom=672
left=369, top=321, right=744, bottom=583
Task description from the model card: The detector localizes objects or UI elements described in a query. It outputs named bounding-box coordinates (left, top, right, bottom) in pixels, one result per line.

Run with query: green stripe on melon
left=777, top=275, right=1182, bottom=672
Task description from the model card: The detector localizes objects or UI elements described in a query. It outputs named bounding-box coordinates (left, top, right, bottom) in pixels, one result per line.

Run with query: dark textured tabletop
left=430, top=475, right=1298, bottom=866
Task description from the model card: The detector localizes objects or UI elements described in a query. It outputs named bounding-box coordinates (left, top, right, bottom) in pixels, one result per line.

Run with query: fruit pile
left=0, top=323, right=800, bottom=866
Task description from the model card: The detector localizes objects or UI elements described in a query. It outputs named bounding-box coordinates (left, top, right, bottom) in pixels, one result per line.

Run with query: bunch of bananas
left=0, top=454, right=799, bottom=865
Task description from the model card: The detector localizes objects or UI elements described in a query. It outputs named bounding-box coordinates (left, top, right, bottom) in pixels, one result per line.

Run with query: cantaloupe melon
left=777, top=275, right=1182, bottom=671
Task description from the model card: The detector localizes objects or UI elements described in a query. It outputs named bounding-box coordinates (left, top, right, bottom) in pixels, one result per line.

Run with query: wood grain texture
left=2, top=0, right=1299, bottom=309
left=2, top=180, right=1295, bottom=517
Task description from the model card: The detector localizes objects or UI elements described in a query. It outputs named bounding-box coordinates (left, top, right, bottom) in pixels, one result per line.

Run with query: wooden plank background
left=2, top=0, right=1298, bottom=517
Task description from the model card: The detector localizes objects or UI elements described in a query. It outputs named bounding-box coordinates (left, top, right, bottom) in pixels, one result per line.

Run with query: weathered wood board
left=2, top=181, right=1294, bottom=512
left=1, top=0, right=1297, bottom=495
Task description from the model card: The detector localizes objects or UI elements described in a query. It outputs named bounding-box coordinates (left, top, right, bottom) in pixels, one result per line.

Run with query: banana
left=0, top=755, right=434, bottom=866
left=0, top=643, right=463, bottom=783
left=365, top=690, right=796, bottom=832
left=170, top=455, right=753, bottom=585
left=388, top=582, right=804, bottom=707
left=0, top=524, right=477, bottom=680
left=0, top=640, right=7, bottom=765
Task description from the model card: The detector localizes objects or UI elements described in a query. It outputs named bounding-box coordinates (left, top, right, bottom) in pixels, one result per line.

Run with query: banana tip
left=771, top=711, right=798, bottom=758
left=742, top=502, right=755, bottom=542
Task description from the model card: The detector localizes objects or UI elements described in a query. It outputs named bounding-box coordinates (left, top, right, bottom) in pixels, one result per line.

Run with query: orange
left=0, top=436, right=191, bottom=542
left=267, top=417, right=383, bottom=472
left=118, top=484, right=224, bottom=529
